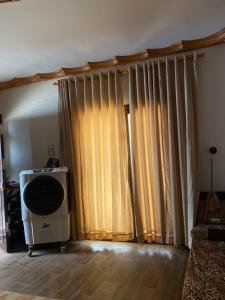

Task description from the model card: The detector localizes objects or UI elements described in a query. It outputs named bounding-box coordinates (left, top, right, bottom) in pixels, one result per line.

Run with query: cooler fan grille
left=23, top=175, right=64, bottom=216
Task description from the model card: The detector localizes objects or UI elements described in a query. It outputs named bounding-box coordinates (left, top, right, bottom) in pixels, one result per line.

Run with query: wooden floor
left=0, top=241, right=188, bottom=300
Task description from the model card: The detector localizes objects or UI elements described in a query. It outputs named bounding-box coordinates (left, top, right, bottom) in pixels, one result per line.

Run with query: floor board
left=0, top=241, right=189, bottom=300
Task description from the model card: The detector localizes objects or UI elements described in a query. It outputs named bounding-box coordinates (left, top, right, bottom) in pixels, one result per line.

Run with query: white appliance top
left=19, top=167, right=68, bottom=177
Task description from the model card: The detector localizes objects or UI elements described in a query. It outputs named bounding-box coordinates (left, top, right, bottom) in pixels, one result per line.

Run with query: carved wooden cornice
left=0, top=0, right=20, bottom=3
left=0, top=27, right=224, bottom=90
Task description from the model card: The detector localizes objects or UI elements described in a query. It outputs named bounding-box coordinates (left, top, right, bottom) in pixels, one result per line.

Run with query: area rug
left=0, top=289, right=57, bottom=300
left=182, top=239, right=225, bottom=300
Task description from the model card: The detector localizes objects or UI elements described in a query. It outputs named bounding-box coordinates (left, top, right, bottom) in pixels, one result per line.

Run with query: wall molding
left=0, top=27, right=225, bottom=91
left=0, top=0, right=20, bottom=3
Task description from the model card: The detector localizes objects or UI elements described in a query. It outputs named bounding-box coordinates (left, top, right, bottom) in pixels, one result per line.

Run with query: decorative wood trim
left=0, top=27, right=225, bottom=90
left=0, top=0, right=20, bottom=3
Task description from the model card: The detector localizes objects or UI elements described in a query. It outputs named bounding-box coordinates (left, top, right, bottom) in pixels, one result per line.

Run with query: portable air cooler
left=19, top=167, right=70, bottom=256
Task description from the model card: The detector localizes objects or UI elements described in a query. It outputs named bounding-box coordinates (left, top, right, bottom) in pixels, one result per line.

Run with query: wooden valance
left=0, top=26, right=224, bottom=91
left=0, top=0, right=20, bottom=3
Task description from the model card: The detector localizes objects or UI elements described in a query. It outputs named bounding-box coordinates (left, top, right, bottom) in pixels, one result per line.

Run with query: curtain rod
left=53, top=52, right=205, bottom=86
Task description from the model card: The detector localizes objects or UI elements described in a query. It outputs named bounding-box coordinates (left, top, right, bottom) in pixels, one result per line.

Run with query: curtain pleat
left=58, top=80, right=77, bottom=239
left=129, top=54, right=199, bottom=247
left=58, top=72, right=133, bottom=241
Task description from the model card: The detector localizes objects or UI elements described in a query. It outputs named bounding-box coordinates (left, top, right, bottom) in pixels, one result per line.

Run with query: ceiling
left=0, top=0, right=224, bottom=81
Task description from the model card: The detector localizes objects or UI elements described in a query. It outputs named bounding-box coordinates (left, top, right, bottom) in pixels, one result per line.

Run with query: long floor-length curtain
left=129, top=53, right=199, bottom=247
left=58, top=71, right=133, bottom=241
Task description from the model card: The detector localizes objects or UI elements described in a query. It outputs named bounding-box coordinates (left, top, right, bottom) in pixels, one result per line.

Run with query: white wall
left=0, top=44, right=225, bottom=190
left=0, top=80, right=59, bottom=181
left=199, top=44, right=225, bottom=191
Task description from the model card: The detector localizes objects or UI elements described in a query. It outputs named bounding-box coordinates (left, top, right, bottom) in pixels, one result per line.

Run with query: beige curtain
left=128, top=53, right=199, bottom=247
left=58, top=71, right=133, bottom=241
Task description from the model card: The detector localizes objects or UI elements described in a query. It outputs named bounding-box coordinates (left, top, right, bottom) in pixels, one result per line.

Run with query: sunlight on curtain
left=58, top=71, right=133, bottom=241
left=59, top=54, right=199, bottom=247
left=128, top=54, right=199, bottom=247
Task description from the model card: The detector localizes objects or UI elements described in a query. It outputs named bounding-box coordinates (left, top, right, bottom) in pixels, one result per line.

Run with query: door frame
left=0, top=114, right=9, bottom=252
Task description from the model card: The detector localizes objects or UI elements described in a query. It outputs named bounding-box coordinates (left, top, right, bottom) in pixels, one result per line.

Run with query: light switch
left=48, top=145, right=55, bottom=157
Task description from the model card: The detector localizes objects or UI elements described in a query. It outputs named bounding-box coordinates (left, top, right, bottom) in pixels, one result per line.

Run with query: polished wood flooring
left=0, top=241, right=188, bottom=300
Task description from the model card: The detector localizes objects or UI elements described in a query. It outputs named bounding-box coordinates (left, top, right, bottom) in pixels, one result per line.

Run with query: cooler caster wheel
left=60, top=245, right=66, bottom=253
left=28, top=246, right=33, bottom=257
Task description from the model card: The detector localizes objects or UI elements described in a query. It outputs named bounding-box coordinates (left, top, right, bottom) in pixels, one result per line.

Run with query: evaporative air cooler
left=19, top=167, right=70, bottom=256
